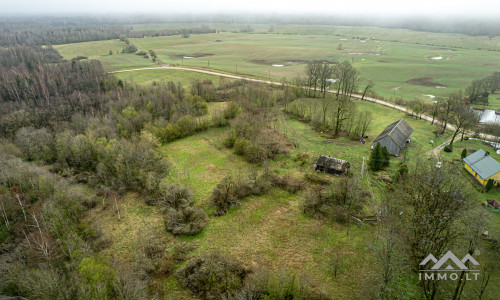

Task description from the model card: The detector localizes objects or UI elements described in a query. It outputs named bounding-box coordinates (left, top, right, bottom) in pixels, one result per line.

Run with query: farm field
left=55, top=25, right=500, bottom=109
left=129, top=32, right=500, bottom=104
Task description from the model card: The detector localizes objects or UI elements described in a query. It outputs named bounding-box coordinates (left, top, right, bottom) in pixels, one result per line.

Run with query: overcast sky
left=2, top=0, right=499, bottom=16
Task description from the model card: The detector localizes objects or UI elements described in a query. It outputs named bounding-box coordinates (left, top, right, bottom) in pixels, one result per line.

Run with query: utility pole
left=361, top=157, right=365, bottom=181
left=235, top=64, right=238, bottom=72
left=208, top=60, right=210, bottom=67
left=182, top=57, right=184, bottom=65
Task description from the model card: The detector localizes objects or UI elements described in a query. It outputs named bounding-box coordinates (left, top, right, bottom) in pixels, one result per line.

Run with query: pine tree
left=485, top=179, right=495, bottom=192
left=381, top=146, right=390, bottom=168
left=369, top=143, right=383, bottom=171
left=461, top=148, right=467, bottom=159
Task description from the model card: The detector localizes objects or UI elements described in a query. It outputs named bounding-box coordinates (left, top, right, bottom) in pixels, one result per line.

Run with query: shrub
left=293, top=152, right=311, bottom=166
left=134, top=239, right=174, bottom=278
left=301, top=189, right=327, bottom=219
left=301, top=178, right=367, bottom=224
left=235, top=269, right=327, bottom=300
left=223, top=101, right=240, bottom=119
left=147, top=183, right=208, bottom=235
left=176, top=116, right=197, bottom=137
left=444, top=145, right=453, bottom=152
left=176, top=251, right=249, bottom=299
left=270, top=174, right=304, bottom=194
left=151, top=183, right=193, bottom=212
left=304, top=172, right=331, bottom=185
left=233, top=137, right=265, bottom=163
left=393, top=163, right=409, bottom=182
left=95, top=137, right=169, bottom=194
left=78, top=256, right=115, bottom=298
left=211, top=177, right=245, bottom=215
left=210, top=174, right=267, bottom=216
left=165, top=206, right=208, bottom=235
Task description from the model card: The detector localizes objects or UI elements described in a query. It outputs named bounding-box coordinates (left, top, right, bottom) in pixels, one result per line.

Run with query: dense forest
left=0, top=17, right=215, bottom=47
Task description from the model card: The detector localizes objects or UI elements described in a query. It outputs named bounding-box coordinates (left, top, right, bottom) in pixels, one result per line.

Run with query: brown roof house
left=373, top=119, right=413, bottom=156
left=313, top=155, right=350, bottom=175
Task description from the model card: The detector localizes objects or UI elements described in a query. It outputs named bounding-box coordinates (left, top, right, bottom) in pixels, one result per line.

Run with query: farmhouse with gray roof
left=463, top=149, right=500, bottom=186
left=373, top=119, right=413, bottom=156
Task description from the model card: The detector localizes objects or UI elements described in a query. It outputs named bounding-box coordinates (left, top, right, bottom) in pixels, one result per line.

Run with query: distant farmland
left=55, top=25, right=500, bottom=107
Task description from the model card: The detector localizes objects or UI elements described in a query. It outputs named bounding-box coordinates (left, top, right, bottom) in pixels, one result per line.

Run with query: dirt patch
left=173, top=53, right=214, bottom=59
left=406, top=77, right=447, bottom=88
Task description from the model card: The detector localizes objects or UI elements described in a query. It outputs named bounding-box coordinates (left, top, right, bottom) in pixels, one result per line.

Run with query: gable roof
left=374, top=119, right=413, bottom=147
left=463, top=149, right=500, bottom=180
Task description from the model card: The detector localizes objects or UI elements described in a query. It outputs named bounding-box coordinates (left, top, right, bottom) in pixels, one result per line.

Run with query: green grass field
left=129, top=32, right=499, bottom=103
left=114, top=68, right=230, bottom=87
left=54, top=25, right=500, bottom=109
left=54, top=39, right=157, bottom=71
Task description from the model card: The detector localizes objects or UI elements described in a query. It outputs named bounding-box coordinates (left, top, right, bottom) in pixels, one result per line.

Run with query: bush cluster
left=224, top=112, right=289, bottom=163
left=301, top=178, right=367, bottom=224
left=211, top=170, right=303, bottom=216
left=177, top=251, right=328, bottom=299
left=176, top=250, right=249, bottom=299
left=148, top=183, right=208, bottom=235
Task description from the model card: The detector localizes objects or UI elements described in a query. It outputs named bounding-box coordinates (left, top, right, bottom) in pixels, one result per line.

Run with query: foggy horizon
left=2, top=0, right=500, bottom=18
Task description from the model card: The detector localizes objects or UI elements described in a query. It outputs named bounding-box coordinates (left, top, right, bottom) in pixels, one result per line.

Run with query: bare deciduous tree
left=394, top=160, right=475, bottom=300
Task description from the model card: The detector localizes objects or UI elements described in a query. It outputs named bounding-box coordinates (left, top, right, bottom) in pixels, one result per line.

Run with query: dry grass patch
left=86, top=193, right=169, bottom=263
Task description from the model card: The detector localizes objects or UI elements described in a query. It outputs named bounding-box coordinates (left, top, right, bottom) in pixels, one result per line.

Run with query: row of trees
left=304, top=60, right=363, bottom=99
left=465, top=72, right=500, bottom=105
left=292, top=61, right=376, bottom=137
